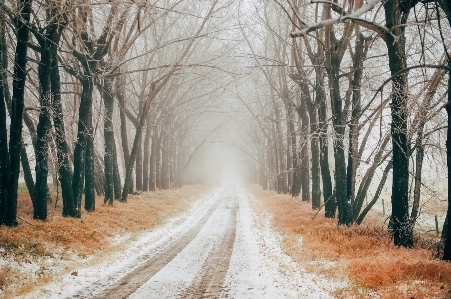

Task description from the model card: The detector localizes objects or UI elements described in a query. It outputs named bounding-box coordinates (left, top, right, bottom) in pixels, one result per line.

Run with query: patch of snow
left=108, top=232, right=132, bottom=246
left=129, top=196, right=234, bottom=298
left=20, top=190, right=220, bottom=299
left=222, top=189, right=347, bottom=298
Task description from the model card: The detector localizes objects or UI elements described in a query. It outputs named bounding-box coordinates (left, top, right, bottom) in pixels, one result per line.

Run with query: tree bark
left=2, top=0, right=32, bottom=226
left=149, top=128, right=157, bottom=192
left=52, top=48, right=77, bottom=218
left=117, top=75, right=132, bottom=197
left=443, top=69, right=451, bottom=260
left=72, top=75, right=94, bottom=213
left=384, top=0, right=413, bottom=247
left=142, top=119, right=152, bottom=192
left=0, top=6, right=8, bottom=225
left=347, top=32, right=367, bottom=214
left=136, top=134, right=143, bottom=191
left=84, top=124, right=95, bottom=212
left=103, top=78, right=115, bottom=205
left=111, top=142, right=121, bottom=200
left=34, top=38, right=53, bottom=220
left=317, top=72, right=334, bottom=217
left=437, top=0, right=451, bottom=260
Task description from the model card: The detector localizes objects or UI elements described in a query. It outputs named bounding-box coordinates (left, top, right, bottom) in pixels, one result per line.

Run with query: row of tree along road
left=0, top=0, right=451, bottom=262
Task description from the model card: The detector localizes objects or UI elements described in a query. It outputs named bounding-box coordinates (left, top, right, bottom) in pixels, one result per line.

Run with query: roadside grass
left=247, top=185, right=451, bottom=299
left=0, top=185, right=212, bottom=299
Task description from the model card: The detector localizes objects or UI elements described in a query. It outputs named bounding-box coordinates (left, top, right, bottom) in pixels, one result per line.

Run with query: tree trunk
left=318, top=74, right=337, bottom=218
left=347, top=32, right=366, bottom=214
left=84, top=124, right=95, bottom=212
left=297, top=98, right=310, bottom=202
left=117, top=75, right=132, bottom=197
left=103, top=78, right=115, bottom=205
left=287, top=102, right=298, bottom=197
left=443, top=70, right=451, bottom=260
left=2, top=0, right=32, bottom=226
left=438, top=0, right=451, bottom=260
left=328, top=57, right=352, bottom=225
left=136, top=134, right=143, bottom=191
left=384, top=0, right=413, bottom=247
left=149, top=128, right=157, bottom=192
left=156, top=130, right=162, bottom=190
left=0, top=6, right=8, bottom=225
left=34, top=39, right=54, bottom=220
left=142, top=121, right=151, bottom=192
left=112, top=142, right=122, bottom=199
left=93, top=152, right=105, bottom=196
left=52, top=47, right=77, bottom=218
left=161, top=131, right=169, bottom=190
left=72, top=75, right=94, bottom=213
left=20, top=144, right=35, bottom=205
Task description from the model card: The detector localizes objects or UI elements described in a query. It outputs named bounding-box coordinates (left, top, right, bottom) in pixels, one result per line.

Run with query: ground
left=1, top=185, right=451, bottom=298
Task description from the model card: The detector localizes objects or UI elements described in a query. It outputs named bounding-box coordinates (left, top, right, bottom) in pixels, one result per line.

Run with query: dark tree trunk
left=136, top=135, right=143, bottom=191
left=52, top=48, right=77, bottom=218
left=72, top=75, right=94, bottom=213
left=34, top=39, right=54, bottom=220
left=347, top=33, right=366, bottom=214
left=384, top=1, right=413, bottom=247
left=2, top=0, right=32, bottom=226
left=438, top=0, right=451, bottom=260
left=443, top=70, right=451, bottom=260
left=0, top=6, right=8, bottom=225
left=84, top=125, right=95, bottom=212
left=329, top=63, right=350, bottom=225
left=116, top=75, right=132, bottom=196
left=103, top=78, right=115, bottom=205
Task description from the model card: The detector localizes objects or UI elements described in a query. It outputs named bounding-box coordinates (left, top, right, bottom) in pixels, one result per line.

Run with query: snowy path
left=33, top=187, right=341, bottom=298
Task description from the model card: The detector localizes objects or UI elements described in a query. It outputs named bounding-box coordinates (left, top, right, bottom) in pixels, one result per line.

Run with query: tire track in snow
left=182, top=194, right=238, bottom=298
left=93, top=193, right=224, bottom=299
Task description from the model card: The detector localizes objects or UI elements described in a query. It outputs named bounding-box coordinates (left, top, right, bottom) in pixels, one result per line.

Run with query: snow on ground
left=20, top=187, right=346, bottom=298
left=129, top=193, right=234, bottom=298
left=20, top=190, right=220, bottom=299
left=222, top=189, right=346, bottom=298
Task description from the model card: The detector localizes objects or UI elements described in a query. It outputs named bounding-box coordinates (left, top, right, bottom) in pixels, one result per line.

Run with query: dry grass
left=247, top=185, right=451, bottom=299
left=0, top=185, right=212, bottom=298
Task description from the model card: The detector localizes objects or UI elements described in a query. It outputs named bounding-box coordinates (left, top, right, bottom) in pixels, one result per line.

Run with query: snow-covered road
left=32, top=187, right=341, bottom=298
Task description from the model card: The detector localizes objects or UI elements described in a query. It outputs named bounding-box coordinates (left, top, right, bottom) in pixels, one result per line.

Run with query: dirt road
left=52, top=188, right=341, bottom=298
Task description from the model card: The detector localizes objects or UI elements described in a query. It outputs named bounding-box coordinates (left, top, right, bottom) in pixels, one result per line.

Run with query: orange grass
left=0, top=185, right=212, bottom=298
left=247, top=185, right=451, bottom=299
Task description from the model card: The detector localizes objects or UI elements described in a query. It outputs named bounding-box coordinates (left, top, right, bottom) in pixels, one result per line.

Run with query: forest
left=0, top=0, right=451, bottom=296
